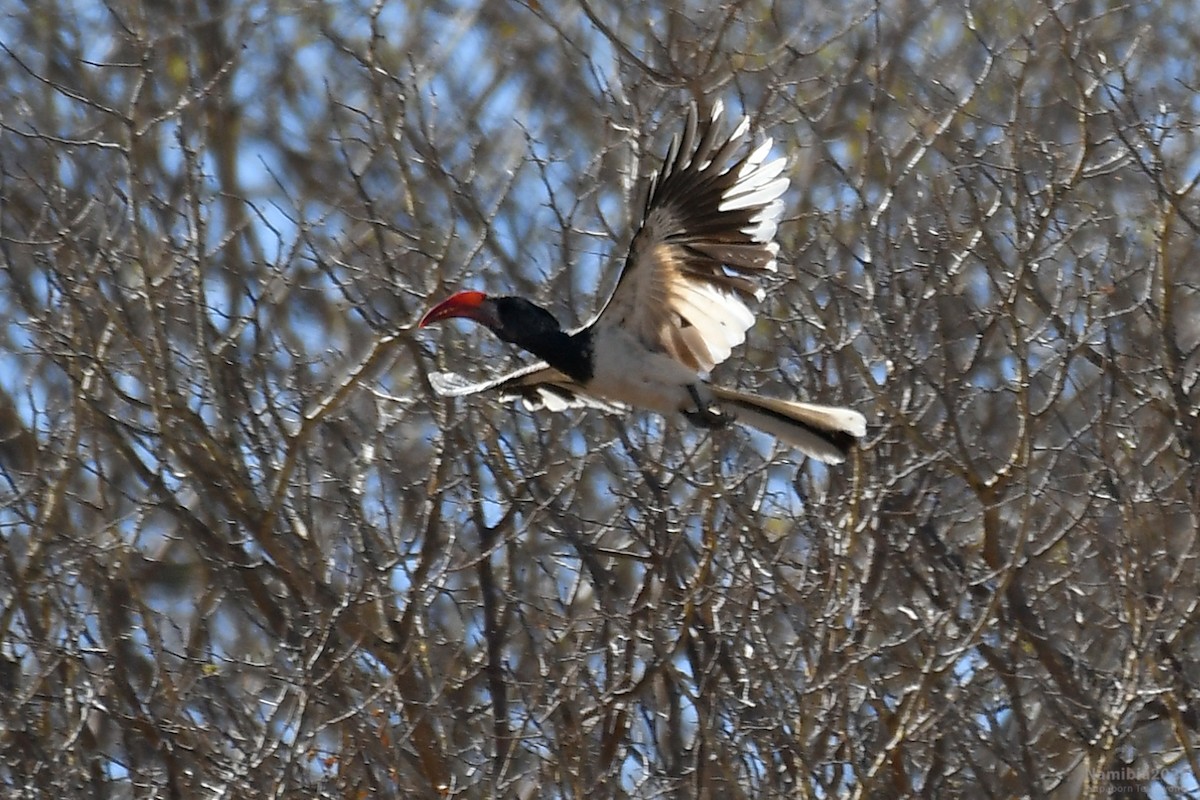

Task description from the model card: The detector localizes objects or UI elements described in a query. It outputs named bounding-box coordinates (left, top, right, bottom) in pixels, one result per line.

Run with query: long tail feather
left=711, top=387, right=867, bottom=464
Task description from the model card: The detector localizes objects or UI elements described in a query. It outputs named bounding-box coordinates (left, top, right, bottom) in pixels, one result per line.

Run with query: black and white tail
left=711, top=387, right=867, bottom=464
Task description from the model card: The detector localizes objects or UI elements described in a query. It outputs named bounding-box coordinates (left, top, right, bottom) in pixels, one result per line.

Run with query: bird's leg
left=682, top=384, right=735, bottom=429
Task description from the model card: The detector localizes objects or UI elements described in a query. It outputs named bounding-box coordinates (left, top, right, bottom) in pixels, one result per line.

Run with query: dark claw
left=682, top=404, right=736, bottom=429
left=683, top=383, right=735, bottom=429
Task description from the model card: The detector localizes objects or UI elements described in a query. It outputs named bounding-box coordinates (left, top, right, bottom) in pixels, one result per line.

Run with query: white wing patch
left=428, top=367, right=626, bottom=414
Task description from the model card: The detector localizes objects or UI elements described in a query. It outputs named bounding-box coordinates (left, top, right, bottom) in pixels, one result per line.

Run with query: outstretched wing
left=428, top=365, right=626, bottom=413
left=592, top=100, right=788, bottom=373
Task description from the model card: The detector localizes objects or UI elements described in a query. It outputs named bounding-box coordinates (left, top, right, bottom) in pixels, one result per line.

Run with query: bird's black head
left=420, top=290, right=591, bottom=382
left=488, top=296, right=562, bottom=344
left=420, top=291, right=564, bottom=348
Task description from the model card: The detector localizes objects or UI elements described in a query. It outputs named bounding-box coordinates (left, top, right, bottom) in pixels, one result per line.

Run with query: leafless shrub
left=1, top=1, right=1197, bottom=797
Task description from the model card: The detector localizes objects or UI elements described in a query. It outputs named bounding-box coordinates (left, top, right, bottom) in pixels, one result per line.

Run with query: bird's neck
left=520, top=328, right=594, bottom=384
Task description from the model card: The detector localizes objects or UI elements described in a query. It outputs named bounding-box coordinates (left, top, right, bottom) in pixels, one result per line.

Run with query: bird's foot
left=683, top=405, right=736, bottom=429
left=683, top=385, right=735, bottom=429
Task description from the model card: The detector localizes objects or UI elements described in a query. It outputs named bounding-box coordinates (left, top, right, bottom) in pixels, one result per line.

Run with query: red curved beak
left=419, top=290, right=495, bottom=328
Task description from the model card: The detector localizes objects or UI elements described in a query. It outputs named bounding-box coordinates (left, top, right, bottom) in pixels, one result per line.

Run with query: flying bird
left=419, top=101, right=866, bottom=463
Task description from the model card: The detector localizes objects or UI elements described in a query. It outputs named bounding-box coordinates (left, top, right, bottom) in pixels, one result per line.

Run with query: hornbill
left=419, top=101, right=867, bottom=464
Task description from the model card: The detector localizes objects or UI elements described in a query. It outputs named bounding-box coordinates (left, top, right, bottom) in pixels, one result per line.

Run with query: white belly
left=586, top=326, right=704, bottom=415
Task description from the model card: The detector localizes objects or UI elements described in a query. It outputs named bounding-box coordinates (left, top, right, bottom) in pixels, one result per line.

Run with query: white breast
left=586, top=324, right=702, bottom=415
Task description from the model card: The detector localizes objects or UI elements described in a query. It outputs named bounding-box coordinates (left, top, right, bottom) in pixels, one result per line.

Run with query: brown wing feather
left=595, top=101, right=789, bottom=373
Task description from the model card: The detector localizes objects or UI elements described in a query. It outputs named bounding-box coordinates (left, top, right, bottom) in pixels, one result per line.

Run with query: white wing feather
left=428, top=367, right=625, bottom=413
left=593, top=100, right=789, bottom=375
